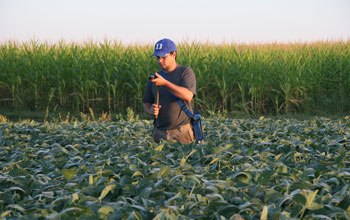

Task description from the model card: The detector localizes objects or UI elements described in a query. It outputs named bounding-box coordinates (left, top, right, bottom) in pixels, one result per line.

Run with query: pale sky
left=0, top=0, right=349, bottom=44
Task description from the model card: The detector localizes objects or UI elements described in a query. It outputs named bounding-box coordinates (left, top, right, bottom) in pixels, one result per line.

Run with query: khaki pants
left=151, top=123, right=195, bottom=144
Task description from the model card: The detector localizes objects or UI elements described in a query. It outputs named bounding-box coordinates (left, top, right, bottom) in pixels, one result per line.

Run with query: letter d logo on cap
left=155, top=44, right=163, bottom=50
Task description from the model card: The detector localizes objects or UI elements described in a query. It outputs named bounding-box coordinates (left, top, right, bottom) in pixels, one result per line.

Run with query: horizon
left=1, top=0, right=349, bottom=45
left=0, top=37, right=349, bottom=46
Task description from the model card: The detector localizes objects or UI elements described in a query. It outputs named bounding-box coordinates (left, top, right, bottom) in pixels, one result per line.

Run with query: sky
left=0, top=0, right=349, bottom=45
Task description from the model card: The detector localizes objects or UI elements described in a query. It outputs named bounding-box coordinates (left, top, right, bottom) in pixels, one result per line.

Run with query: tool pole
left=155, top=86, right=159, bottom=119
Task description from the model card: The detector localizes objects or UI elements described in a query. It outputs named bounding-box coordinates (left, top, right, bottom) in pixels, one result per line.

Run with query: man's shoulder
left=175, top=65, right=187, bottom=72
left=175, top=65, right=193, bottom=74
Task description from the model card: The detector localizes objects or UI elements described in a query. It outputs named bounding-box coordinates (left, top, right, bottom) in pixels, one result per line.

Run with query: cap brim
left=151, top=51, right=169, bottom=57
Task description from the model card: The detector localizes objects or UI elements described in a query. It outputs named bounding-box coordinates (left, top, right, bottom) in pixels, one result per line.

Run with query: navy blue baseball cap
left=151, top=38, right=177, bottom=57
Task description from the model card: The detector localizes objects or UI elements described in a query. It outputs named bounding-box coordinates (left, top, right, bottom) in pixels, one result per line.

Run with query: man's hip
left=151, top=123, right=194, bottom=144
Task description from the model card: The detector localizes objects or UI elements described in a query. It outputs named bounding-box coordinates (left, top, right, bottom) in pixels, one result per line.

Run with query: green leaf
left=306, top=190, right=318, bottom=206
left=156, top=143, right=165, bottom=152
left=98, top=184, right=116, bottom=201
left=58, top=145, right=71, bottom=155
left=47, top=207, right=82, bottom=219
left=131, top=211, right=143, bottom=220
left=72, top=193, right=79, bottom=203
left=61, top=169, right=78, bottom=181
left=291, top=181, right=311, bottom=190
left=0, top=211, right=10, bottom=218
left=98, top=206, right=114, bottom=219
left=305, top=190, right=323, bottom=210
left=232, top=172, right=251, bottom=184
left=312, top=215, right=332, bottom=220
left=130, top=205, right=148, bottom=212
left=6, top=204, right=25, bottom=213
left=180, top=157, right=187, bottom=166
left=335, top=148, right=345, bottom=165
left=306, top=202, right=323, bottom=210
left=89, top=174, right=94, bottom=185
left=209, top=157, right=220, bottom=165
left=291, top=204, right=303, bottom=217
left=7, top=186, right=26, bottom=194
left=206, top=193, right=225, bottom=201
left=338, top=195, right=350, bottom=210
left=258, top=169, right=274, bottom=185
left=158, top=166, right=171, bottom=178
left=260, top=205, right=268, bottom=220
left=293, top=193, right=306, bottom=206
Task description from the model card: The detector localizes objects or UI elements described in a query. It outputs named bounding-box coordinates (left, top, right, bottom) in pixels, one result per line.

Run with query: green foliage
left=1, top=116, right=350, bottom=219
left=0, top=40, right=349, bottom=115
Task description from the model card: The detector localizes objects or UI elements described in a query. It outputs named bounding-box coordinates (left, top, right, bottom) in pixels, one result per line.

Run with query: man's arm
left=151, top=73, right=194, bottom=103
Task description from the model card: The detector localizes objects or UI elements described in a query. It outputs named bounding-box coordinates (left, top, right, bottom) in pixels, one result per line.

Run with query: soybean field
left=1, top=115, right=350, bottom=219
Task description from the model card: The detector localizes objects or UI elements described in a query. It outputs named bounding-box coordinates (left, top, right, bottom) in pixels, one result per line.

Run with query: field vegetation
left=0, top=114, right=349, bottom=219
left=0, top=40, right=349, bottom=117
left=1, top=40, right=350, bottom=219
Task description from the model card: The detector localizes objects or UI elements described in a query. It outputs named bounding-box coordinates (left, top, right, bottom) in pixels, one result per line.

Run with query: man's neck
left=164, top=64, right=178, bottom=73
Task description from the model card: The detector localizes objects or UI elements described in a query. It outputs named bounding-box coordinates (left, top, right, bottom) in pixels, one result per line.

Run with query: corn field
left=0, top=40, right=349, bottom=115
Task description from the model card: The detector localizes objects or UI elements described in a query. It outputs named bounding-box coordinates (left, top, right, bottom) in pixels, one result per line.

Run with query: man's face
left=156, top=52, right=176, bottom=71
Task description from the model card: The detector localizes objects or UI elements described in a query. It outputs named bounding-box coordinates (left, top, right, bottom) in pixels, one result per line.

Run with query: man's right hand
left=152, top=104, right=162, bottom=117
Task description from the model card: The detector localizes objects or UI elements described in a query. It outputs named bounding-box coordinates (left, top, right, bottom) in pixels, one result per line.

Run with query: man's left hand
left=151, top=73, right=168, bottom=87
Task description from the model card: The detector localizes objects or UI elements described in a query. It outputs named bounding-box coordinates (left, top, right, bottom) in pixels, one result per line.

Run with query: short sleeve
left=181, top=67, right=196, bottom=96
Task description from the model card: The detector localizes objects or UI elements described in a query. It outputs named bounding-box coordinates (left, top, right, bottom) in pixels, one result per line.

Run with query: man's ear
left=172, top=51, right=177, bottom=60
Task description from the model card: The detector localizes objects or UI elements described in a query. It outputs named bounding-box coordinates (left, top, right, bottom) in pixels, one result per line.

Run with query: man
left=143, top=38, right=196, bottom=144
